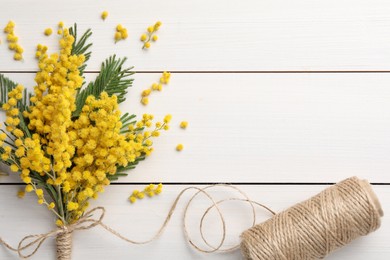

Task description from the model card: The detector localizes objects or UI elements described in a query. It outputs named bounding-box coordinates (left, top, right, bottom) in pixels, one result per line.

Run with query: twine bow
left=17, top=207, right=105, bottom=258
left=1, top=185, right=275, bottom=259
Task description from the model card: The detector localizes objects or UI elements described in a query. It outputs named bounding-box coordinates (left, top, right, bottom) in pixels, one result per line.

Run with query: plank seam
left=3, top=71, right=390, bottom=74
left=0, top=182, right=388, bottom=186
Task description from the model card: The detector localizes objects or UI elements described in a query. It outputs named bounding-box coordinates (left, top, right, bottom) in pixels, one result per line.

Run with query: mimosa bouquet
left=0, top=23, right=169, bottom=259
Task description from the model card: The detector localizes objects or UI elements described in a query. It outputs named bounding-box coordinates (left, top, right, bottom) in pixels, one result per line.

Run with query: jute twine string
left=0, top=184, right=274, bottom=259
left=0, top=177, right=383, bottom=260
left=240, top=177, right=383, bottom=260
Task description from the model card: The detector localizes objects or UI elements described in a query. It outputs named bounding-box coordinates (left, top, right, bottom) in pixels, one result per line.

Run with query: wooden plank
left=0, top=72, right=389, bottom=183
left=1, top=0, right=390, bottom=71
left=0, top=184, right=388, bottom=259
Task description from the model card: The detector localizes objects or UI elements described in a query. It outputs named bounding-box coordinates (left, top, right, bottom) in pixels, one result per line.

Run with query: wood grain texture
left=0, top=185, right=388, bottom=259
left=0, top=1, right=389, bottom=259
left=0, top=73, right=389, bottom=183
left=1, top=0, right=390, bottom=71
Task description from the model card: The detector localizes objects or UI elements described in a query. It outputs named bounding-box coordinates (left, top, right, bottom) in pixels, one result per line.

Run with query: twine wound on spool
left=240, top=177, right=383, bottom=260
left=0, top=177, right=383, bottom=260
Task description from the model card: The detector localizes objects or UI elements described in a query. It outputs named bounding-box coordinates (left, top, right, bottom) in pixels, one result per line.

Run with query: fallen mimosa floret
left=141, top=21, right=162, bottom=49
left=176, top=144, right=184, bottom=151
left=101, top=11, right=109, bottom=20
left=140, top=71, right=171, bottom=105
left=3, top=21, right=24, bottom=61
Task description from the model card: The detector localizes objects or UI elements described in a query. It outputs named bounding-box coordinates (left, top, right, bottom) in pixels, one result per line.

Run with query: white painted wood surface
left=1, top=0, right=390, bottom=71
left=0, top=185, right=389, bottom=259
left=0, top=0, right=389, bottom=259
left=0, top=73, right=389, bottom=183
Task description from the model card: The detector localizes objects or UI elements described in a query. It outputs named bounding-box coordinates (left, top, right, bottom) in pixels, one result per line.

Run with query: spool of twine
left=240, top=177, right=383, bottom=260
left=56, top=228, right=72, bottom=260
left=0, top=176, right=383, bottom=260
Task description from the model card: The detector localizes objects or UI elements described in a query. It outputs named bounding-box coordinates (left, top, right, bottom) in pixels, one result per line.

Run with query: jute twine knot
left=0, top=177, right=383, bottom=260
left=0, top=207, right=106, bottom=259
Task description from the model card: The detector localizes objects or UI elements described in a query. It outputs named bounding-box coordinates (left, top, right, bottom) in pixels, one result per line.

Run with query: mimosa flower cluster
left=3, top=21, right=24, bottom=61
left=141, top=71, right=171, bottom=105
left=115, top=24, right=128, bottom=43
left=0, top=24, right=169, bottom=225
left=140, top=21, right=162, bottom=49
left=129, top=183, right=163, bottom=203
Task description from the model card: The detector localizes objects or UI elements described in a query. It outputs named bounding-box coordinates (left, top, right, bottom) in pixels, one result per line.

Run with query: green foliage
left=0, top=74, right=17, bottom=106
left=69, top=23, right=92, bottom=75
left=1, top=26, right=139, bottom=186
left=0, top=74, right=30, bottom=112
left=17, top=112, right=32, bottom=138
left=107, top=156, right=146, bottom=181
left=73, top=55, right=135, bottom=117
left=120, top=112, right=137, bottom=133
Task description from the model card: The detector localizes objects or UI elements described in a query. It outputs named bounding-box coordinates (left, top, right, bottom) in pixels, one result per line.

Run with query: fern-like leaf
left=107, top=156, right=145, bottom=181
left=0, top=74, right=30, bottom=111
left=0, top=74, right=17, bottom=106
left=69, top=23, right=92, bottom=75
left=73, top=55, right=134, bottom=117
left=120, top=112, right=137, bottom=133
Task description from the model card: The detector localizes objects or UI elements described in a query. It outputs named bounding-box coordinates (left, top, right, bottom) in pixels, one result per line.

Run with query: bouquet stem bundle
left=0, top=23, right=170, bottom=259
left=56, top=231, right=72, bottom=260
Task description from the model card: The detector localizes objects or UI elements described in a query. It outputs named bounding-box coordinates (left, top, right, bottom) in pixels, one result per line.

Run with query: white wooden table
left=0, top=0, right=389, bottom=259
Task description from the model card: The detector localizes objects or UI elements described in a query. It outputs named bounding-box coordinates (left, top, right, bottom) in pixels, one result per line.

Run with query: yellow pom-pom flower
left=114, top=32, right=122, bottom=42
left=142, top=89, right=152, bottom=97
left=101, top=11, right=109, bottom=20
left=0, top=133, right=7, bottom=141
left=67, top=202, right=79, bottom=211
left=144, top=42, right=151, bottom=49
left=129, top=196, right=137, bottom=203
left=25, top=185, right=33, bottom=192
left=13, top=53, right=22, bottom=61
left=140, top=34, right=147, bottom=41
left=180, top=121, right=188, bottom=129
left=48, top=202, right=55, bottom=210
left=136, top=192, right=145, bottom=199
left=17, top=189, right=25, bottom=198
left=44, top=28, right=53, bottom=36
left=176, top=144, right=184, bottom=151
left=35, top=189, right=44, bottom=197
left=141, top=97, right=149, bottom=106
left=154, top=21, right=162, bottom=30
left=10, top=164, right=19, bottom=172
left=164, top=114, right=172, bottom=123
left=160, top=71, right=171, bottom=84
